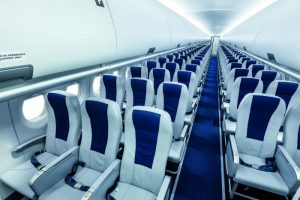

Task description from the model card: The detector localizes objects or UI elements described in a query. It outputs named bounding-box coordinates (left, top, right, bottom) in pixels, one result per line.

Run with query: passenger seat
left=33, top=98, right=122, bottom=200
left=100, top=75, right=125, bottom=109
left=1, top=91, right=81, bottom=199
left=108, top=106, right=173, bottom=200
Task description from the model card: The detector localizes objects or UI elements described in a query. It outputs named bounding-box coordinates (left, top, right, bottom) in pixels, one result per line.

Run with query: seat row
left=219, top=45, right=300, bottom=199
left=0, top=44, right=210, bottom=200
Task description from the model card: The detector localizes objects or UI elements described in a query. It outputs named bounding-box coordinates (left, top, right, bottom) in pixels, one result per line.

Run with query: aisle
left=174, top=57, right=224, bottom=200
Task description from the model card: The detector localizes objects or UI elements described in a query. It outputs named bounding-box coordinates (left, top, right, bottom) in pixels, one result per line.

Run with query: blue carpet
left=174, top=57, right=223, bottom=200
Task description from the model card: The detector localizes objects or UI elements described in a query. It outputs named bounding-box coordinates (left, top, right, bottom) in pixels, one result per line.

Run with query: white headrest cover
left=156, top=82, right=188, bottom=138
left=80, top=98, right=122, bottom=172
left=45, top=90, right=81, bottom=156
left=126, top=78, right=154, bottom=113
left=120, top=106, right=173, bottom=195
left=236, top=94, right=286, bottom=158
left=100, top=74, right=125, bottom=108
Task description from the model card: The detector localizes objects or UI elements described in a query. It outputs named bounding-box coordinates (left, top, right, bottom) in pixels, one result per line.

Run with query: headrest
left=81, top=98, right=121, bottom=171
left=185, top=64, right=198, bottom=73
left=45, top=90, right=81, bottom=155
left=176, top=70, right=193, bottom=88
left=191, top=59, right=201, bottom=65
left=129, top=66, right=143, bottom=78
left=236, top=94, right=286, bottom=158
left=267, top=80, right=299, bottom=111
left=233, top=68, right=249, bottom=80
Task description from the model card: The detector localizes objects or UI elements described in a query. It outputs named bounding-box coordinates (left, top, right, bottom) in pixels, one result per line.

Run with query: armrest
left=191, top=100, right=196, bottom=110
left=292, top=186, right=300, bottom=200
left=82, top=160, right=121, bottom=200
left=156, top=176, right=172, bottom=200
left=30, top=146, right=79, bottom=196
left=13, top=134, right=46, bottom=153
left=180, top=125, right=189, bottom=139
left=276, top=145, right=300, bottom=193
left=226, top=135, right=239, bottom=177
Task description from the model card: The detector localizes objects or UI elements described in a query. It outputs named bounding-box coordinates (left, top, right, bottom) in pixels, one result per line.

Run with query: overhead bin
left=0, top=0, right=206, bottom=79
left=222, top=0, right=300, bottom=71
left=0, top=0, right=117, bottom=78
left=106, top=0, right=173, bottom=58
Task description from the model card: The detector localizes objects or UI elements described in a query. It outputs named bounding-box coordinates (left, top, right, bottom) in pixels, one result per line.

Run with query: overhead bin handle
left=95, top=0, right=104, bottom=7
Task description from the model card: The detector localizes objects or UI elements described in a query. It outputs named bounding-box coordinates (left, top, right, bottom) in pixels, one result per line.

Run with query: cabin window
left=22, top=95, right=46, bottom=121
left=93, top=76, right=101, bottom=95
left=67, top=83, right=80, bottom=96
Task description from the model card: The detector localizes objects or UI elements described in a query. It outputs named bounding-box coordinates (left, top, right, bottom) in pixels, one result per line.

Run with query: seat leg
left=230, top=182, right=238, bottom=199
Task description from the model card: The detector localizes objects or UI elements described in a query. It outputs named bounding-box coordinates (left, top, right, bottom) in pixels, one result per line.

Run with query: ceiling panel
left=158, top=0, right=277, bottom=35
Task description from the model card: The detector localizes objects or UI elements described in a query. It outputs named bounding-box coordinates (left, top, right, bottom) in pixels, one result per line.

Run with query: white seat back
left=80, top=98, right=122, bottom=172
left=236, top=94, right=286, bottom=158
left=229, top=77, right=263, bottom=120
left=45, top=91, right=81, bottom=156
left=120, top=106, right=173, bottom=195
left=156, top=82, right=188, bottom=139
left=126, top=78, right=154, bottom=113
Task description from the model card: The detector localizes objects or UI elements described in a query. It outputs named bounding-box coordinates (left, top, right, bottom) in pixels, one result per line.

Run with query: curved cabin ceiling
left=158, top=0, right=277, bottom=36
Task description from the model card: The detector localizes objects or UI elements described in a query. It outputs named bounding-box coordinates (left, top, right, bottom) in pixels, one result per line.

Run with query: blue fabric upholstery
left=245, top=60, right=257, bottom=69
left=247, top=95, right=280, bottom=141
left=163, top=83, right=181, bottom=122
left=146, top=61, right=157, bottom=75
left=251, top=64, right=265, bottom=77
left=191, top=60, right=201, bottom=65
left=85, top=100, right=108, bottom=154
left=185, top=64, right=197, bottom=73
left=180, top=55, right=188, bottom=62
left=103, top=75, right=117, bottom=101
left=165, top=63, right=177, bottom=80
left=234, top=69, right=249, bottom=80
left=177, top=71, right=192, bottom=88
left=230, top=63, right=242, bottom=70
left=237, top=78, right=259, bottom=107
left=130, top=67, right=142, bottom=78
left=152, top=69, right=166, bottom=95
left=195, top=56, right=203, bottom=61
left=174, top=58, right=184, bottom=69
left=133, top=110, right=160, bottom=169
left=131, top=79, right=147, bottom=106
left=228, top=59, right=238, bottom=64
left=167, top=54, right=174, bottom=62
left=158, top=57, right=167, bottom=68
left=275, top=82, right=298, bottom=109
left=261, top=71, right=278, bottom=92
left=242, top=58, right=250, bottom=63
left=47, top=93, right=70, bottom=141
left=173, top=53, right=179, bottom=59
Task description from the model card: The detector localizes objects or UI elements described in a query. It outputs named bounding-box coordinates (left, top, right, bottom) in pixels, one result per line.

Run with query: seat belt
left=31, top=152, right=45, bottom=170
left=240, top=158, right=277, bottom=172
left=65, top=161, right=90, bottom=192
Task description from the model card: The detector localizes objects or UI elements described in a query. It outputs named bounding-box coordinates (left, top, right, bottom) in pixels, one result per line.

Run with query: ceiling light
left=221, top=0, right=277, bottom=36
left=158, top=0, right=212, bottom=36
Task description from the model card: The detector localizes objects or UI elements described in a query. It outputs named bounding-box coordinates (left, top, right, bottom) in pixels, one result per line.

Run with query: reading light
left=221, top=0, right=277, bottom=36
left=158, top=0, right=212, bottom=36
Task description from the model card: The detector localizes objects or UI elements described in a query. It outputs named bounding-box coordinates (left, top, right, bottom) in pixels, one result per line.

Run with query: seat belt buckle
left=74, top=182, right=83, bottom=189
left=251, top=164, right=259, bottom=170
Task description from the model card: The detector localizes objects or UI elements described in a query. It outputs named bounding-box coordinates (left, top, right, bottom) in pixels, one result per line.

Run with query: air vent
left=267, top=53, right=277, bottom=63
left=95, top=0, right=104, bottom=7
left=147, top=47, right=156, bottom=54
left=0, top=65, right=33, bottom=84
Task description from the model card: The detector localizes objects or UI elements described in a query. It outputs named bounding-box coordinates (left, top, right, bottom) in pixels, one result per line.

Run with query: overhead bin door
left=106, top=0, right=172, bottom=59
left=0, top=0, right=117, bottom=78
